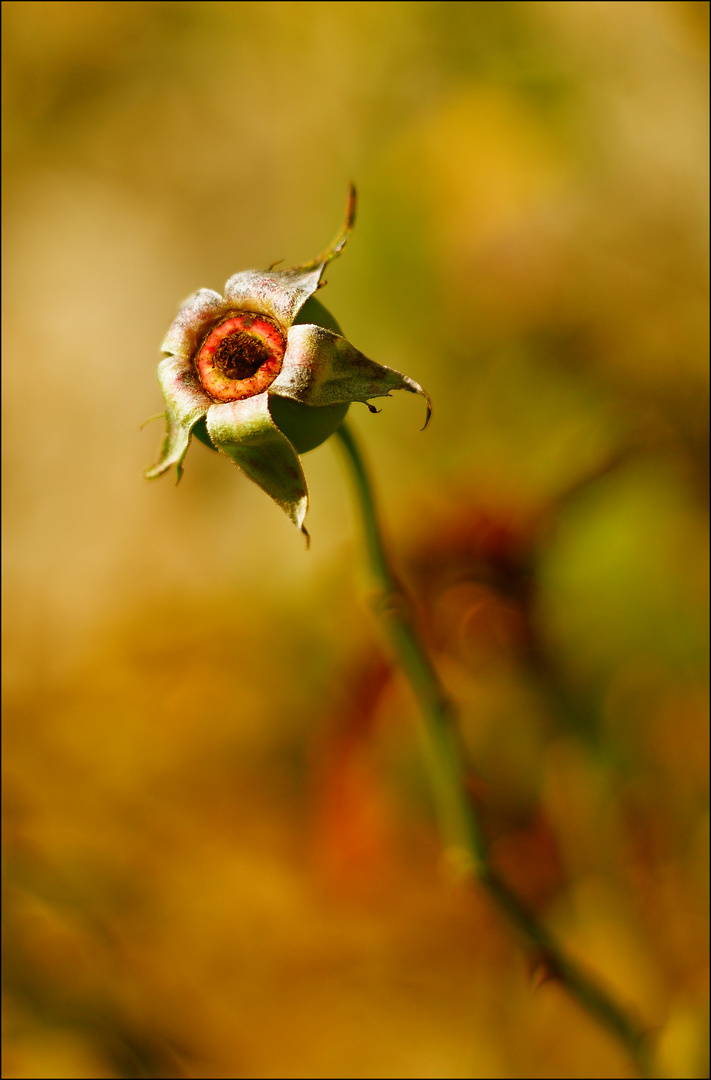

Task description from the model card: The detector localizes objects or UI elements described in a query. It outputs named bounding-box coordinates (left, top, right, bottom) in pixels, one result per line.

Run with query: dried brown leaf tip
left=146, top=188, right=430, bottom=539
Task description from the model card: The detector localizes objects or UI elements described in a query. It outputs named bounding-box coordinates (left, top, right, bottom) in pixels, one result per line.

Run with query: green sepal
left=145, top=355, right=211, bottom=480
left=223, top=187, right=356, bottom=329
left=206, top=393, right=309, bottom=539
left=161, top=288, right=229, bottom=360
left=268, top=296, right=349, bottom=453
left=272, top=324, right=432, bottom=424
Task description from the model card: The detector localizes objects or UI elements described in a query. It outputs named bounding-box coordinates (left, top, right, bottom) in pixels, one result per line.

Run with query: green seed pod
left=269, top=297, right=350, bottom=454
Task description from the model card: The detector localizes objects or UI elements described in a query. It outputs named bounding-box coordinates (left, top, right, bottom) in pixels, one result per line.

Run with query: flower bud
left=146, top=188, right=430, bottom=539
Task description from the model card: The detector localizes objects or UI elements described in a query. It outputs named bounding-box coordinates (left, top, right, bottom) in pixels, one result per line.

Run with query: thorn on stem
left=529, top=952, right=560, bottom=990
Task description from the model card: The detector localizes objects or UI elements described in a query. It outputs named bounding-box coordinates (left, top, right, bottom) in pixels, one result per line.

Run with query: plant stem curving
left=335, top=421, right=654, bottom=1079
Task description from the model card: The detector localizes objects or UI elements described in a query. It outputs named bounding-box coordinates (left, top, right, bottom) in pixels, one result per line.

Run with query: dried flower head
left=146, top=188, right=430, bottom=539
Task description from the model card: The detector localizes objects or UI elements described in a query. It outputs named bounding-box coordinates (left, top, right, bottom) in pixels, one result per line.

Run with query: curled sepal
left=207, top=394, right=309, bottom=539
left=145, top=356, right=211, bottom=480
left=271, top=324, right=432, bottom=425
left=161, top=288, right=230, bottom=359
left=223, top=269, right=319, bottom=330
left=224, top=186, right=356, bottom=329
left=284, top=183, right=356, bottom=277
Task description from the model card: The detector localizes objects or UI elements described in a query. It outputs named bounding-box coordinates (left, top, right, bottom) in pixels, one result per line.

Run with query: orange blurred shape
left=310, top=656, right=399, bottom=893
left=434, top=580, right=530, bottom=665
left=488, top=811, right=566, bottom=912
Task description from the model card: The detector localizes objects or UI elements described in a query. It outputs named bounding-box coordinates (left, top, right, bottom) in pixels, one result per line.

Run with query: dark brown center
left=213, top=332, right=271, bottom=381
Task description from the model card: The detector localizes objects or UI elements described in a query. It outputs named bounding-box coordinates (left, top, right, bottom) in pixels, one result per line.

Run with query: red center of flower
left=196, top=312, right=286, bottom=402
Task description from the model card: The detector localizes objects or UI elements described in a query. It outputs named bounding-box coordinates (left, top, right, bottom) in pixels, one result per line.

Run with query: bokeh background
left=2, top=2, right=708, bottom=1077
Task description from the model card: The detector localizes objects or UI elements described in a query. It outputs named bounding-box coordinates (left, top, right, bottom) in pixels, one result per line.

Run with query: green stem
left=334, top=421, right=655, bottom=1080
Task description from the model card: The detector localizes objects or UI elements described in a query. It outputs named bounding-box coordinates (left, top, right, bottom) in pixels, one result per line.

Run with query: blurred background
left=2, top=2, right=708, bottom=1077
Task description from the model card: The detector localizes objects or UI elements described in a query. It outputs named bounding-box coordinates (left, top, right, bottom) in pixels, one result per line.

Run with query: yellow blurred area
left=2, top=2, right=708, bottom=1077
